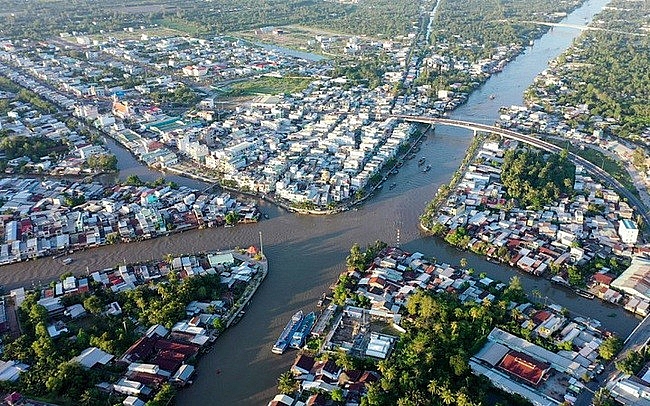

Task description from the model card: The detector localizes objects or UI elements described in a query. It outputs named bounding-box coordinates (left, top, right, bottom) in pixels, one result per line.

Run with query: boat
left=289, top=312, right=316, bottom=349
left=389, top=183, right=397, bottom=190
left=422, top=165, right=431, bottom=172
left=263, top=213, right=269, bottom=219
left=62, top=258, right=73, bottom=265
left=489, top=94, right=496, bottom=100
left=574, top=289, right=595, bottom=300
left=231, top=310, right=245, bottom=325
left=418, top=157, right=426, bottom=166
left=272, top=310, right=304, bottom=354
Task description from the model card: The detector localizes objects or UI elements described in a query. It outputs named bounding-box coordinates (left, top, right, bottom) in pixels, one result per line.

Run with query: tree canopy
left=501, top=149, right=575, bottom=210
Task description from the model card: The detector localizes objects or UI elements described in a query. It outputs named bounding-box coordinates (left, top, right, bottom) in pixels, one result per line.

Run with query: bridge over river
left=394, top=115, right=650, bottom=230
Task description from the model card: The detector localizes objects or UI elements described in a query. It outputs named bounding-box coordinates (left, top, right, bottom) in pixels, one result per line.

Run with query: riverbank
left=0, top=176, right=259, bottom=267
left=0, top=248, right=268, bottom=405
left=268, top=244, right=616, bottom=405
left=420, top=131, right=487, bottom=231
left=418, top=135, right=648, bottom=319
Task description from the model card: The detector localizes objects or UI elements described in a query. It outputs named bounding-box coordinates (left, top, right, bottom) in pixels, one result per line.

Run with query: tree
left=449, top=353, right=468, bottom=376
left=331, top=387, right=345, bottom=402
left=212, top=317, right=225, bottom=332
left=460, top=257, right=468, bottom=268
left=83, top=295, right=103, bottom=315
left=277, top=371, right=298, bottom=395
left=599, top=336, right=623, bottom=361
left=346, top=243, right=365, bottom=270
left=146, top=383, right=176, bottom=406
left=225, top=211, right=239, bottom=226
left=593, top=388, right=616, bottom=406
left=124, top=174, right=144, bottom=186
left=616, top=348, right=649, bottom=375
left=502, top=276, right=526, bottom=303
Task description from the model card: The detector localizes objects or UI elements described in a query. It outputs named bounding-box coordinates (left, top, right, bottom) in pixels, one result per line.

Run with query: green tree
left=83, top=295, right=103, bottom=315
left=599, top=336, right=623, bottom=361
left=124, top=174, right=144, bottom=186
left=277, top=371, right=298, bottom=395
left=460, top=257, right=468, bottom=268
left=225, top=211, right=239, bottom=225
left=593, top=388, right=615, bottom=406
left=146, top=383, right=176, bottom=406
left=331, top=387, right=345, bottom=402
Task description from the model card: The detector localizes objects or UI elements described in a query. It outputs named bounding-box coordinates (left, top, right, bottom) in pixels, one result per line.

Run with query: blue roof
left=621, top=219, right=637, bottom=230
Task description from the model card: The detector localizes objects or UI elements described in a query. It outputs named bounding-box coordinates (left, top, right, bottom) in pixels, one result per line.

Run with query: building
left=618, top=219, right=639, bottom=244
left=611, top=256, right=650, bottom=301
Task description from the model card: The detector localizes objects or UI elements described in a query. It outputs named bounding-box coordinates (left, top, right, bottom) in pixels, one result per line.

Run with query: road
left=575, top=313, right=650, bottom=405
left=394, top=115, right=650, bottom=231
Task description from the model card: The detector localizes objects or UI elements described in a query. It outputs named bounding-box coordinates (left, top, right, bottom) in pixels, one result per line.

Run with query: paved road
left=395, top=115, right=650, bottom=231
left=575, top=313, right=650, bottom=405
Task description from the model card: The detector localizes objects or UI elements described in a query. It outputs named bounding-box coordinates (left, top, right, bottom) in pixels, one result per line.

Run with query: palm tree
left=440, top=388, right=455, bottom=405
left=460, top=257, right=468, bottom=268
left=277, top=371, right=298, bottom=395
left=427, top=379, right=440, bottom=395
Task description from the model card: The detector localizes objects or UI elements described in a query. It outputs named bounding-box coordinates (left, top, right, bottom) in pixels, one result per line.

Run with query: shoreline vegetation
left=420, top=132, right=487, bottom=231
left=418, top=134, right=642, bottom=315
left=268, top=242, right=620, bottom=405
left=0, top=248, right=267, bottom=406
left=0, top=175, right=259, bottom=268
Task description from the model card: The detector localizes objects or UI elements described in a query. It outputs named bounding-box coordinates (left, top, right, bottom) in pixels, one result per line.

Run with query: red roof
left=593, top=273, right=614, bottom=286
left=532, top=310, right=551, bottom=325
left=498, top=350, right=550, bottom=386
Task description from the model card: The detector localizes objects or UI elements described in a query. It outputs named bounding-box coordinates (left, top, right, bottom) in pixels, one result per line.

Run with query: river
left=0, top=0, right=638, bottom=404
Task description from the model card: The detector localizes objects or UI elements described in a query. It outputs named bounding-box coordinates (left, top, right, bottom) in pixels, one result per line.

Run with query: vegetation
left=0, top=292, right=136, bottom=405
left=501, top=149, right=575, bottom=210
left=599, top=336, right=623, bottom=361
left=122, top=175, right=179, bottom=190
left=0, top=135, right=67, bottom=163
left=0, top=0, right=425, bottom=40
left=226, top=76, right=312, bottom=97
left=543, top=138, right=639, bottom=196
left=85, top=154, right=118, bottom=172
left=414, top=0, right=583, bottom=93
left=363, top=290, right=511, bottom=406
left=277, top=371, right=299, bottom=395
left=149, top=85, right=201, bottom=108
left=121, top=272, right=226, bottom=329
left=332, top=59, right=389, bottom=89
left=0, top=256, right=240, bottom=404
left=615, top=346, right=649, bottom=375
left=345, top=241, right=388, bottom=272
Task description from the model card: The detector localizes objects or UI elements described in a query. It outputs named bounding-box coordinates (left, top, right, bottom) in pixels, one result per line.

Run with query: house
left=611, top=256, right=650, bottom=301
left=617, top=219, right=638, bottom=244
left=123, top=396, right=146, bottom=406
left=267, top=394, right=304, bottom=406
left=0, top=360, right=29, bottom=382
left=292, top=354, right=315, bottom=375
left=72, top=347, right=114, bottom=369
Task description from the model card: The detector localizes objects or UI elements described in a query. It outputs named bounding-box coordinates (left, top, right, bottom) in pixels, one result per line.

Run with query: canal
left=0, top=0, right=638, bottom=404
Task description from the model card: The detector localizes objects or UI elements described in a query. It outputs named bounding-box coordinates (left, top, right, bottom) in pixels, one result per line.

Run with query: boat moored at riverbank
left=289, top=312, right=316, bottom=349
left=272, top=311, right=304, bottom=354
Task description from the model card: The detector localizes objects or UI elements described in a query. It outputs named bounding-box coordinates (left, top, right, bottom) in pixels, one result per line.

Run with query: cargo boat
left=272, top=310, right=303, bottom=354
left=290, top=312, right=316, bottom=349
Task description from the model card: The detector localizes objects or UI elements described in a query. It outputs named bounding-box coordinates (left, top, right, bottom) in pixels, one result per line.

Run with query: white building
left=618, top=219, right=639, bottom=244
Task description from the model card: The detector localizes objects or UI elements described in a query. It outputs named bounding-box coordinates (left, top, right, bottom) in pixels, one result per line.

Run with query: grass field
left=544, top=137, right=639, bottom=196
left=226, top=76, right=313, bottom=96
